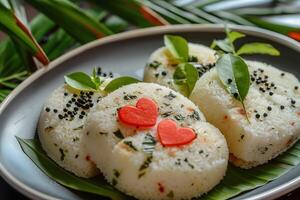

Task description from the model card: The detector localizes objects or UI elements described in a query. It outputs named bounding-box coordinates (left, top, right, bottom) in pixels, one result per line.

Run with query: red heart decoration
left=157, top=119, right=196, bottom=147
left=118, top=97, right=158, bottom=127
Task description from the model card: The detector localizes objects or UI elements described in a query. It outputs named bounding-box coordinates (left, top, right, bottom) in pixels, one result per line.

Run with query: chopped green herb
left=123, top=141, right=138, bottom=151
left=59, top=148, right=65, bottom=161
left=45, top=126, right=54, bottom=132
left=188, top=55, right=198, bottom=62
left=175, top=158, right=181, bottom=166
left=138, top=155, right=153, bottom=178
left=167, top=190, right=174, bottom=198
left=98, top=132, right=108, bottom=135
left=142, top=134, right=156, bottom=154
left=72, top=137, right=80, bottom=142
left=161, top=111, right=173, bottom=117
left=148, top=60, right=161, bottom=69
left=164, top=92, right=176, bottom=100
left=138, top=171, right=146, bottom=178
left=174, top=114, right=185, bottom=121
left=184, top=158, right=194, bottom=169
left=189, top=110, right=200, bottom=120
left=139, top=155, right=153, bottom=171
left=112, top=178, right=117, bottom=186
left=113, top=130, right=124, bottom=139
left=123, top=94, right=137, bottom=100
left=113, top=169, right=120, bottom=178
left=73, top=125, right=84, bottom=130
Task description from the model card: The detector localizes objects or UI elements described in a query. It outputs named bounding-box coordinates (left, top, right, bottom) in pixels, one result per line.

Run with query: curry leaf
left=91, top=67, right=101, bottom=89
left=211, top=39, right=233, bottom=53
left=216, top=54, right=250, bottom=120
left=104, top=76, right=140, bottom=93
left=64, top=72, right=97, bottom=91
left=16, top=137, right=129, bottom=200
left=164, top=35, right=189, bottom=62
left=237, top=43, right=280, bottom=56
left=173, top=63, right=199, bottom=97
left=228, top=31, right=245, bottom=43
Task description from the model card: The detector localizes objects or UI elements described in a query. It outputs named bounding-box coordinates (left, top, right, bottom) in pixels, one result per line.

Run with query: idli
left=143, top=43, right=217, bottom=92
left=190, top=60, right=300, bottom=168
left=38, top=84, right=105, bottom=178
left=83, top=83, right=228, bottom=200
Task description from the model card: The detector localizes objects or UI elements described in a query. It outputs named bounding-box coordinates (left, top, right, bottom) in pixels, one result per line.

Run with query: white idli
left=190, top=60, right=300, bottom=168
left=143, top=43, right=217, bottom=92
left=83, top=83, right=228, bottom=200
left=38, top=85, right=105, bottom=178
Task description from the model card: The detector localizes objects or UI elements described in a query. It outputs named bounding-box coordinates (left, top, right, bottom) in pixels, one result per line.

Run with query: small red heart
left=157, top=119, right=196, bottom=147
left=118, top=97, right=158, bottom=127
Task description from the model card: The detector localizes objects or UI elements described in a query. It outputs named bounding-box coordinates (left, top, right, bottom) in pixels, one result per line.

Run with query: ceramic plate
left=0, top=25, right=300, bottom=200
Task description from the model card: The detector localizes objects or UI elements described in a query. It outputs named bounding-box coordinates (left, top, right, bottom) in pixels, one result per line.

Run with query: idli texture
left=83, top=83, right=228, bottom=200
left=190, top=61, right=300, bottom=168
left=143, top=43, right=217, bottom=92
left=38, top=85, right=105, bottom=178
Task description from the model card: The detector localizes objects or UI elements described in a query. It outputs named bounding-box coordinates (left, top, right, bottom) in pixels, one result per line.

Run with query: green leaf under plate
left=16, top=137, right=300, bottom=200
left=64, top=72, right=97, bottom=91
left=104, top=76, right=140, bottom=93
left=16, top=137, right=129, bottom=200
left=237, top=42, right=280, bottom=56
left=201, top=141, right=300, bottom=200
left=164, top=35, right=189, bottom=63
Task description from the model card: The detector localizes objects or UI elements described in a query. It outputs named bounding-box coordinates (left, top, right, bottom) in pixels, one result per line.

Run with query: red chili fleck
left=224, top=115, right=228, bottom=120
left=158, top=183, right=165, bottom=193
left=139, top=6, right=169, bottom=26
left=85, top=155, right=91, bottom=161
left=290, top=122, right=295, bottom=126
left=296, top=112, right=300, bottom=116
left=288, top=31, right=300, bottom=41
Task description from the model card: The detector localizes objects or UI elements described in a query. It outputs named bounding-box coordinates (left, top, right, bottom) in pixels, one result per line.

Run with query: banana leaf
left=7, top=0, right=39, bottom=72
left=0, top=2, right=49, bottom=65
left=202, top=141, right=300, bottom=199
left=232, top=6, right=300, bottom=16
left=245, top=16, right=300, bottom=36
left=25, top=0, right=113, bottom=44
left=141, top=0, right=191, bottom=24
left=151, top=0, right=209, bottom=24
left=17, top=135, right=300, bottom=200
left=17, top=137, right=131, bottom=200
left=89, top=0, right=169, bottom=27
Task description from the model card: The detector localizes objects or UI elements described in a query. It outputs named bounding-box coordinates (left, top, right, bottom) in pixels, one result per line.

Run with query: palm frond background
left=0, top=0, right=299, bottom=103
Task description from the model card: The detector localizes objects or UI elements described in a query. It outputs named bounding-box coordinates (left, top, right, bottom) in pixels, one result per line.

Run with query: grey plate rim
left=1, top=24, right=300, bottom=200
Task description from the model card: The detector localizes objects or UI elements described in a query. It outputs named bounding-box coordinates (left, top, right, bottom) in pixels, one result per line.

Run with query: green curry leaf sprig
left=164, top=35, right=199, bottom=97
left=64, top=68, right=140, bottom=93
left=211, top=27, right=280, bottom=122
